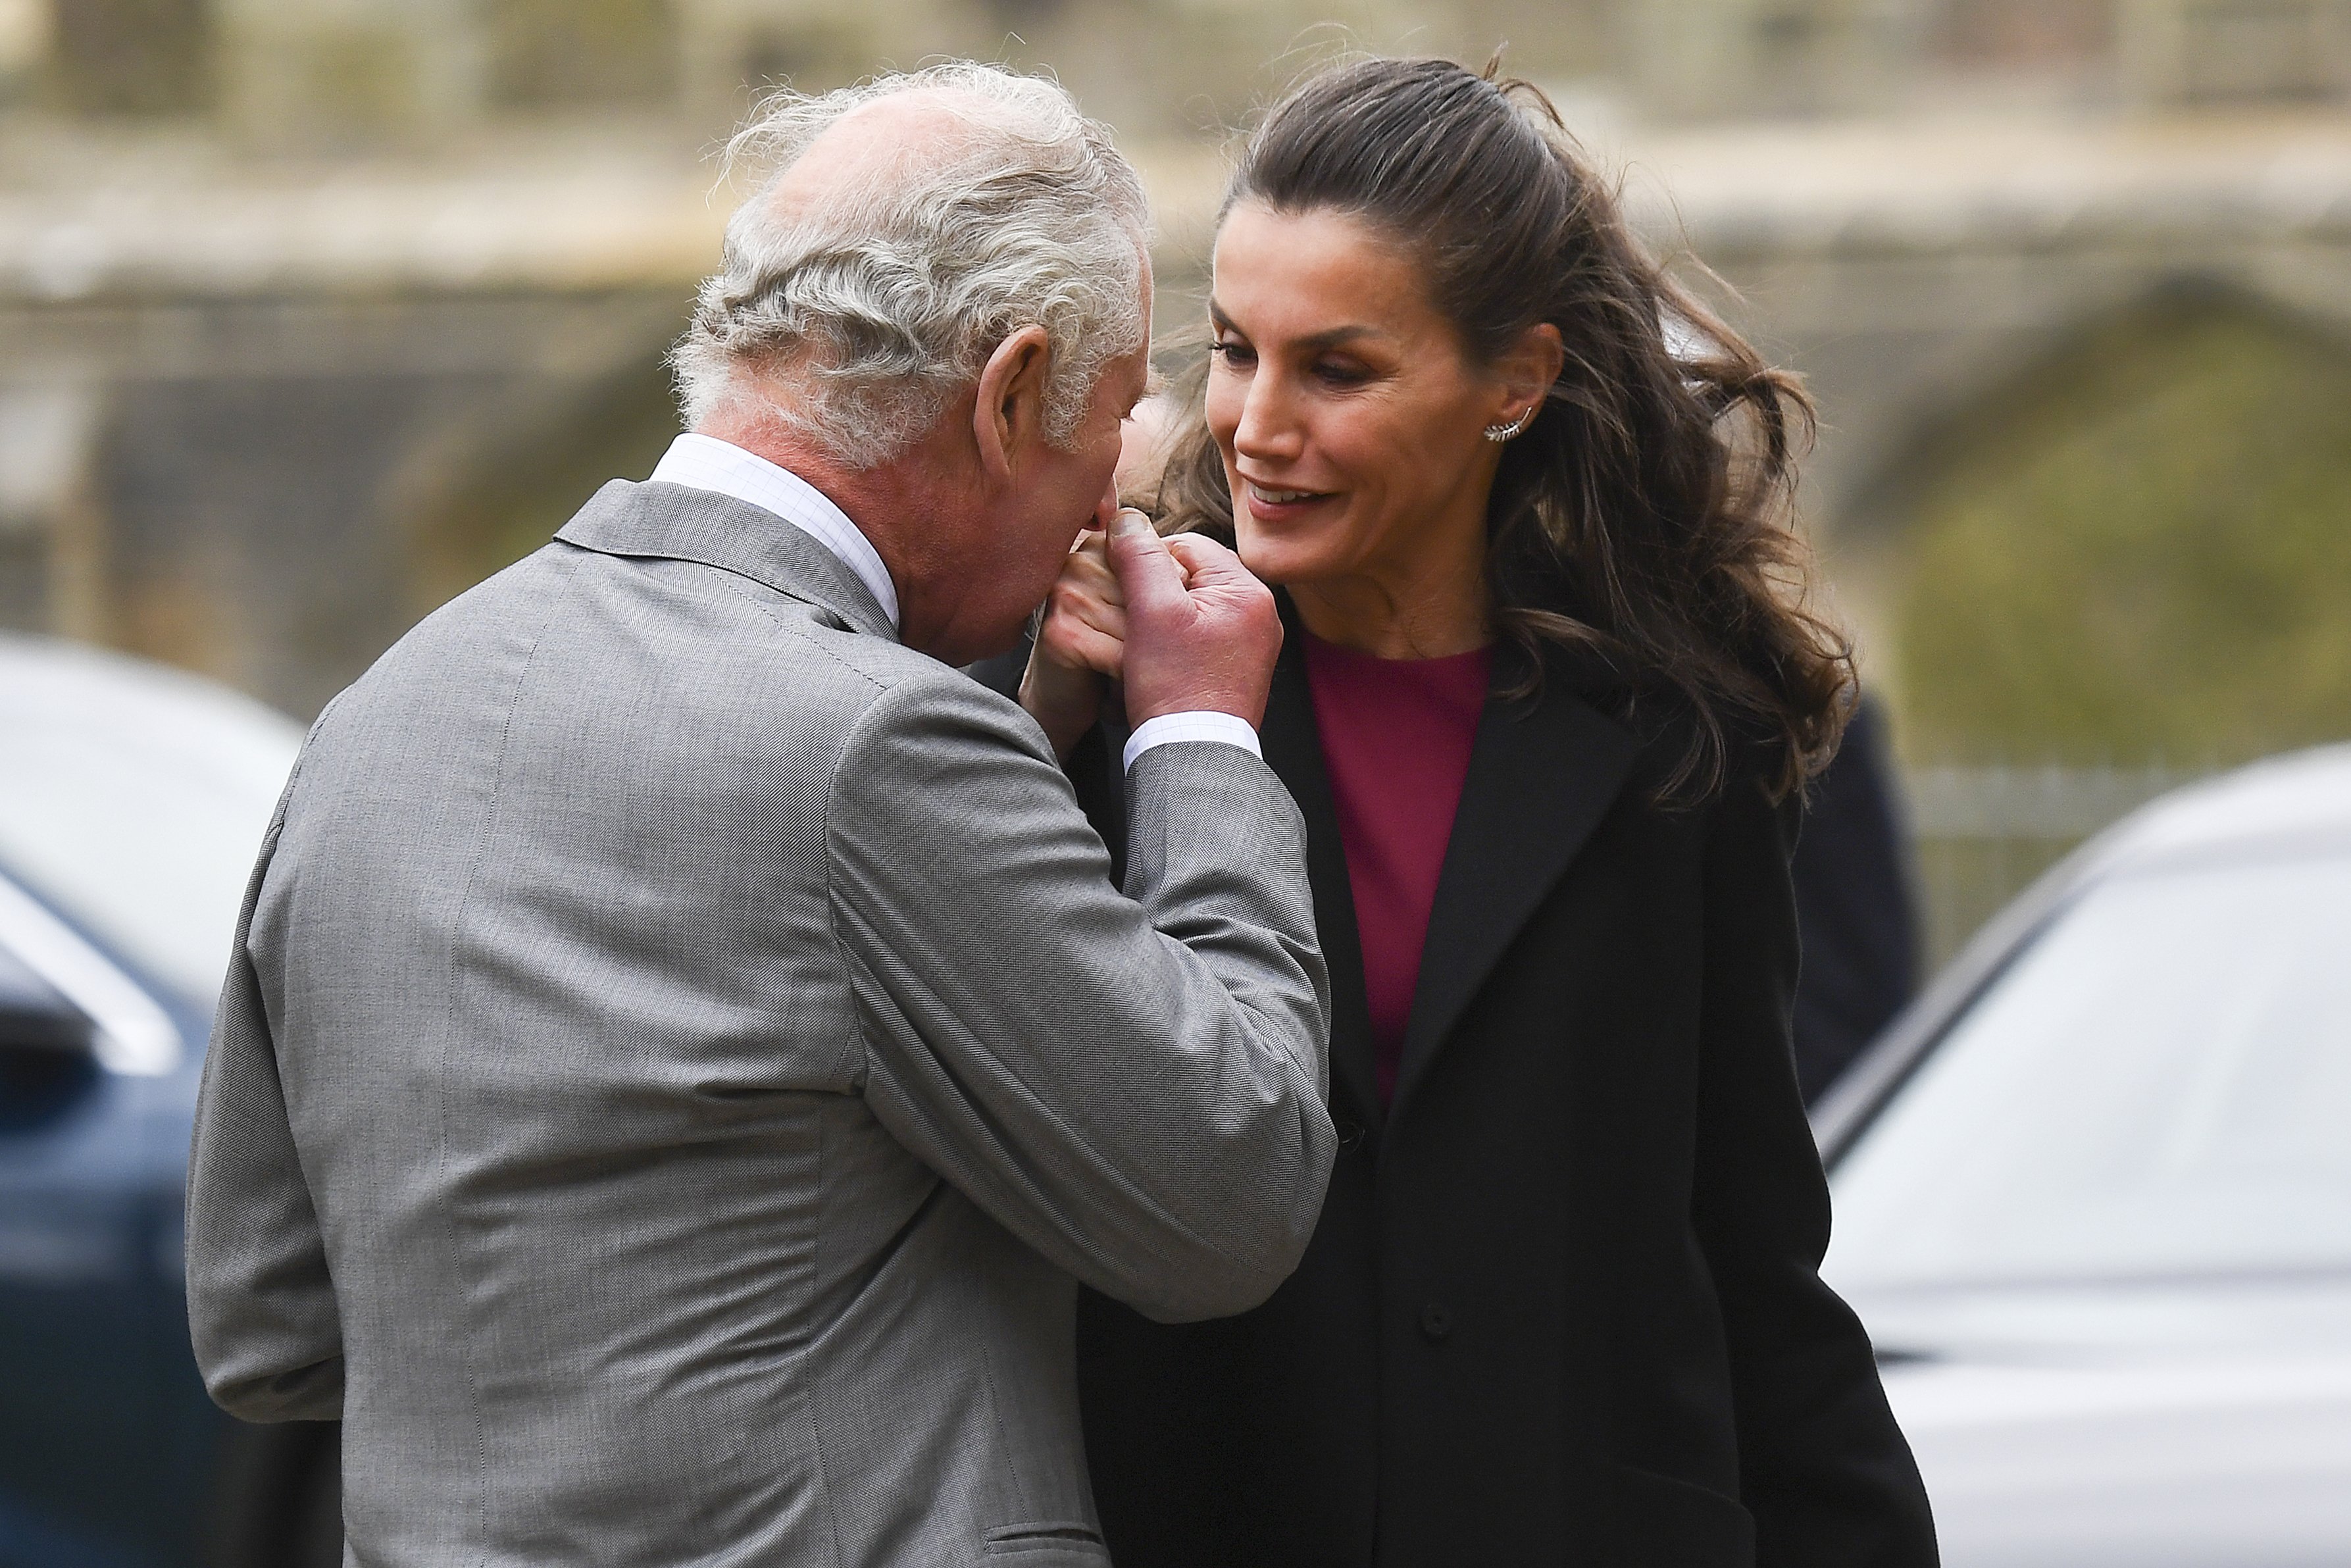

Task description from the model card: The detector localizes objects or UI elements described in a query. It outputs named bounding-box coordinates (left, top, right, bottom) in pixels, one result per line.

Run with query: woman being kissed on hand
left=1015, top=53, right=1938, bottom=1568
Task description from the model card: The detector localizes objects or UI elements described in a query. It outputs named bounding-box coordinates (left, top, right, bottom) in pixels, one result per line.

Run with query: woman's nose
left=1232, top=374, right=1303, bottom=464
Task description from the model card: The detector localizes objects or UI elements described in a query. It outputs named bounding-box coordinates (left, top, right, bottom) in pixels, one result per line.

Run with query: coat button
left=1419, top=1303, right=1452, bottom=1342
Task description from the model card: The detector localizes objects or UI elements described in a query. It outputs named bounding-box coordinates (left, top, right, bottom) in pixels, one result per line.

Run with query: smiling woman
left=1153, top=57, right=1852, bottom=805
left=1196, top=200, right=1554, bottom=662
left=1029, top=54, right=1940, bottom=1568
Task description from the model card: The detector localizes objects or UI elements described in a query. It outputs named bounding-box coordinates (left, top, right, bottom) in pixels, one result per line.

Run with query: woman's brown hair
left=1156, top=55, right=1854, bottom=803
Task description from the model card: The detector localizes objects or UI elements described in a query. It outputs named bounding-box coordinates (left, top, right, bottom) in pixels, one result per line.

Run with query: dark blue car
left=0, top=634, right=336, bottom=1568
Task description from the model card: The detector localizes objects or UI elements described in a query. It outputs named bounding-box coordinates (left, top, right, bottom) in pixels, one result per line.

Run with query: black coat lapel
left=1259, top=633, right=1386, bottom=1130
left=1389, top=673, right=1640, bottom=1119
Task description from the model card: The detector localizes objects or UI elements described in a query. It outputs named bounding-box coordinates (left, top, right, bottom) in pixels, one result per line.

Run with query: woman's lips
left=1242, top=480, right=1338, bottom=524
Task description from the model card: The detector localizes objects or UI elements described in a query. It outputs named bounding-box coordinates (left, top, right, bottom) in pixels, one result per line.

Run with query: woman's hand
left=1020, top=499, right=1132, bottom=762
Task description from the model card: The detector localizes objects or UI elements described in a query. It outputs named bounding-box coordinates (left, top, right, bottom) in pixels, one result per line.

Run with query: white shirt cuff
left=1121, top=711, right=1263, bottom=772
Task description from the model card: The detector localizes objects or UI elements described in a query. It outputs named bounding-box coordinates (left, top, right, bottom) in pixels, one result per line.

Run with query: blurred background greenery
left=2, top=0, right=2348, bottom=959
left=1894, top=287, right=2351, bottom=764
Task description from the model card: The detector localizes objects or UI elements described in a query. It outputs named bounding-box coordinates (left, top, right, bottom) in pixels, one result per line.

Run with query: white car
left=1817, top=746, right=2351, bottom=1568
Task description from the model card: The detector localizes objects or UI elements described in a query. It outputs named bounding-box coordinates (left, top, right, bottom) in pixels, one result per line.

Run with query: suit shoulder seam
left=705, top=570, right=896, bottom=695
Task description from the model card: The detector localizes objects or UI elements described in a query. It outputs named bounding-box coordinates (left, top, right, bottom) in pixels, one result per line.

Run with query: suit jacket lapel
left=1389, top=667, right=1640, bottom=1120
left=1259, top=631, right=1386, bottom=1131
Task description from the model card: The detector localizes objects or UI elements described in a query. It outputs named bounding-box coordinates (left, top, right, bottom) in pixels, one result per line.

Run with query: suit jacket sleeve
left=825, top=671, right=1336, bottom=1324
left=184, top=787, right=346, bottom=1423
left=1692, top=768, right=1938, bottom=1567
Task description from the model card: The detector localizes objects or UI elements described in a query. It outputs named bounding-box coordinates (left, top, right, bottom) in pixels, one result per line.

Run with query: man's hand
left=1108, top=509, right=1282, bottom=731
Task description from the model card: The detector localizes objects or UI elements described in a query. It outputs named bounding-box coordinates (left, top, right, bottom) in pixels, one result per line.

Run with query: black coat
left=1046, top=629, right=1938, bottom=1568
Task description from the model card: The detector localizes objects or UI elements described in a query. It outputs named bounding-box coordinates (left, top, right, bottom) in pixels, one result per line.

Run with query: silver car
left=1817, top=745, right=2351, bottom=1568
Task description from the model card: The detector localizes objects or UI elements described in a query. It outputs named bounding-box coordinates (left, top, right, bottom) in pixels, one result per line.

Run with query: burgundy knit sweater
left=1301, top=630, right=1492, bottom=1104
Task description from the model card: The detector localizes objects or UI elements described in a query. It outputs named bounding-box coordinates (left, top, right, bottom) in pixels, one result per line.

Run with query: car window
left=0, top=935, right=101, bottom=1126
left=0, top=942, right=76, bottom=1031
left=0, top=644, right=300, bottom=1006
left=1824, top=851, right=2351, bottom=1290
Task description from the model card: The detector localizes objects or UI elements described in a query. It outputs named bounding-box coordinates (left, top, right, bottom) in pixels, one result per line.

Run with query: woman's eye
left=1210, top=340, right=1256, bottom=366
left=1314, top=360, right=1370, bottom=386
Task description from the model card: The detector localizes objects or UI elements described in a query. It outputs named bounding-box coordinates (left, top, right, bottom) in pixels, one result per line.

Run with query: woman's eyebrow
left=1207, top=299, right=1386, bottom=351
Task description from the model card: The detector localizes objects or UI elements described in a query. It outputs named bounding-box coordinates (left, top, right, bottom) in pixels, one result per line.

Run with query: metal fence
left=1902, top=763, right=2213, bottom=970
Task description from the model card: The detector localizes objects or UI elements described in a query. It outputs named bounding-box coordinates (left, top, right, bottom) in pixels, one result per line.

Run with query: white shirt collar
left=646, top=433, right=901, bottom=632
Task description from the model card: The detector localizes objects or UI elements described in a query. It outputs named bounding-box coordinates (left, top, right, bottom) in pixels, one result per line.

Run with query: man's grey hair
left=670, top=63, right=1151, bottom=468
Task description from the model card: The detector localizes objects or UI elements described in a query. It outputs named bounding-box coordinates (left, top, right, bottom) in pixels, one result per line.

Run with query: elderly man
left=184, top=64, right=1334, bottom=1568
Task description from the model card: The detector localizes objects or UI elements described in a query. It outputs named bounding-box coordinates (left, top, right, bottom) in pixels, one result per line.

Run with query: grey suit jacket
left=184, top=478, right=1336, bottom=1567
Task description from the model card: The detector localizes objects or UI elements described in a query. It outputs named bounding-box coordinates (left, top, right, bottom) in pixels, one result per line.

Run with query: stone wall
left=3, top=0, right=2350, bottom=733
left=11, top=1, right=2351, bottom=132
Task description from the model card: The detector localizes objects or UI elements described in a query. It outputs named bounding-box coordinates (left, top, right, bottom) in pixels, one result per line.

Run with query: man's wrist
left=1122, top=711, right=1263, bottom=772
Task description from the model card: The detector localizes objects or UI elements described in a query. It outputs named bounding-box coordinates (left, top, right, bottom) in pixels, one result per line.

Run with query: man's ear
left=1492, top=321, right=1566, bottom=431
left=973, top=325, right=1054, bottom=485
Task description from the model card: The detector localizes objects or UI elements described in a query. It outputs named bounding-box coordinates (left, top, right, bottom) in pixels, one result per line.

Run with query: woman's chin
left=1234, top=535, right=1327, bottom=590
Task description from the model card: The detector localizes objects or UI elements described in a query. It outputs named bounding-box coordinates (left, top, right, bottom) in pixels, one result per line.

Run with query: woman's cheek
left=1203, top=381, right=1244, bottom=457
left=1229, top=513, right=1275, bottom=578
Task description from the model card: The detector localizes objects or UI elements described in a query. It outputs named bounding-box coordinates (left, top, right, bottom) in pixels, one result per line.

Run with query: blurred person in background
left=1015, top=55, right=1937, bottom=1567
left=182, top=63, right=1336, bottom=1568
left=1790, top=692, right=1922, bottom=1103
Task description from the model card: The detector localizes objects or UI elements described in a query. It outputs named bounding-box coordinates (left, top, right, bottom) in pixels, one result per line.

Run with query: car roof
left=0, top=636, right=303, bottom=1019
left=1815, top=742, right=2351, bottom=1158
left=2079, top=744, right=2351, bottom=876
left=0, top=633, right=303, bottom=791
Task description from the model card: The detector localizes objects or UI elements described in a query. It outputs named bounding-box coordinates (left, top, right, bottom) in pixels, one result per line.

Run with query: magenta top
left=1301, top=630, right=1492, bottom=1104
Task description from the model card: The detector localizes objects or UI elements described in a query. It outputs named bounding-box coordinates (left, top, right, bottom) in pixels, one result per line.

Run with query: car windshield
left=1824, top=849, right=2351, bottom=1291
left=0, top=642, right=301, bottom=1007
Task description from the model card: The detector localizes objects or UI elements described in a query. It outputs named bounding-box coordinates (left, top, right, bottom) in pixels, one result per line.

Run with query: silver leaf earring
left=1482, top=408, right=1536, bottom=443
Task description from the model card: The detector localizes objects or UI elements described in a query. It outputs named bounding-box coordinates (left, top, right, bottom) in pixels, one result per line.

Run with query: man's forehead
left=1108, top=341, right=1155, bottom=411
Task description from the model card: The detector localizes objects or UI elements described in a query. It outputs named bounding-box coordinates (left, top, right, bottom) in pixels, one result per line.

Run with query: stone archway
left=1848, top=278, right=2351, bottom=767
